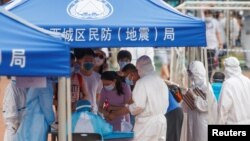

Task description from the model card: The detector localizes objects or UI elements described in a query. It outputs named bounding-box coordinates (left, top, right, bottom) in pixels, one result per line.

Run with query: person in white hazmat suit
left=107, top=55, right=169, bottom=140
left=217, top=57, right=250, bottom=124
left=129, top=55, right=169, bottom=141
left=14, top=79, right=55, bottom=141
left=3, top=78, right=26, bottom=141
left=184, top=61, right=217, bottom=141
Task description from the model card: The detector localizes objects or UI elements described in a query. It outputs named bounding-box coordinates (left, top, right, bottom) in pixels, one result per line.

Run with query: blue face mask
left=125, top=77, right=133, bottom=86
left=83, top=62, right=94, bottom=71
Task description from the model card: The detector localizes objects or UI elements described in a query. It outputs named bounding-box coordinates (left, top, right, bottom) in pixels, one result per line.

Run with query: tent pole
left=66, top=77, right=72, bottom=141
left=58, top=77, right=67, bottom=141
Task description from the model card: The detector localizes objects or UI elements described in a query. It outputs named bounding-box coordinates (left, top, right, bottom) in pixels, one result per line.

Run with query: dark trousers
left=207, top=49, right=215, bottom=82
left=165, top=107, right=184, bottom=141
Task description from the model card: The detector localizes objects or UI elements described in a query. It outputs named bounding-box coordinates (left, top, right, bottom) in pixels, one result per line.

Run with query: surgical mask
left=125, top=77, right=134, bottom=86
left=205, top=17, right=212, bottom=22
left=119, top=61, right=129, bottom=70
left=83, top=62, right=94, bottom=71
left=95, top=57, right=104, bottom=67
left=104, top=84, right=115, bottom=91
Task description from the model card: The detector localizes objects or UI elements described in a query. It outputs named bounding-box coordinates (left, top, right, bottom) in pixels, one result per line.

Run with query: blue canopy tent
left=7, top=0, right=206, bottom=48
left=5, top=0, right=208, bottom=141
left=0, top=8, right=70, bottom=76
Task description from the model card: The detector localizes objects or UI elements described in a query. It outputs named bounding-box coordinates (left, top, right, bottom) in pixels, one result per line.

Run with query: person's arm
left=128, top=80, right=146, bottom=116
left=107, top=84, right=134, bottom=119
left=78, top=74, right=88, bottom=100
left=38, top=86, right=55, bottom=125
left=215, top=21, right=223, bottom=49
left=217, top=83, right=233, bottom=124
left=98, top=91, right=110, bottom=118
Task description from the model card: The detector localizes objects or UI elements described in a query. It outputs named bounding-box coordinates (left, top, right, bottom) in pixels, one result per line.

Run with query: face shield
left=188, top=61, right=206, bottom=88
left=136, top=55, right=154, bottom=77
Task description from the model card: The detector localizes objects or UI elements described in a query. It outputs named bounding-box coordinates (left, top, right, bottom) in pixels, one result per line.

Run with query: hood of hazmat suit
left=185, top=61, right=217, bottom=141
left=129, top=55, right=169, bottom=141
left=218, top=57, right=250, bottom=124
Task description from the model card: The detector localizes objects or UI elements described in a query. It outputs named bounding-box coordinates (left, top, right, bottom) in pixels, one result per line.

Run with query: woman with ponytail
left=99, top=71, right=132, bottom=131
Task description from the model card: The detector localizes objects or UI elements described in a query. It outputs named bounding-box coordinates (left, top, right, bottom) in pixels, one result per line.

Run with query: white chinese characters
left=50, top=27, right=175, bottom=42
left=10, top=49, right=26, bottom=68
left=164, top=28, right=175, bottom=41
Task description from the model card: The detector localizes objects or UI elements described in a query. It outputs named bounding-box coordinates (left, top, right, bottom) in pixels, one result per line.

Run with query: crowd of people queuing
left=2, top=46, right=250, bottom=141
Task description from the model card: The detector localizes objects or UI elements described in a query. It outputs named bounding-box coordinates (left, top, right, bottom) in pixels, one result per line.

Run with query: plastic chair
left=72, top=133, right=103, bottom=141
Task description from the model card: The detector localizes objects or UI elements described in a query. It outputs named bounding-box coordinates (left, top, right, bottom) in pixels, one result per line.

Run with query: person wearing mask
left=122, top=63, right=140, bottom=91
left=211, top=72, right=225, bottom=102
left=72, top=100, right=112, bottom=136
left=14, top=78, right=55, bottom=141
left=109, top=55, right=169, bottom=141
left=120, top=47, right=155, bottom=66
left=75, top=48, right=103, bottom=114
left=3, top=77, right=26, bottom=141
left=184, top=61, right=217, bottom=141
left=203, top=10, right=223, bottom=80
left=99, top=71, right=132, bottom=131
left=94, top=49, right=108, bottom=75
left=70, top=52, right=88, bottom=111
left=117, top=50, right=132, bottom=71
left=217, top=57, right=250, bottom=124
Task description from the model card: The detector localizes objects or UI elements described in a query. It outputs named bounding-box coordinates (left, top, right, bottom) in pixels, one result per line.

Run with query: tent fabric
left=9, top=0, right=206, bottom=48
left=0, top=8, right=70, bottom=76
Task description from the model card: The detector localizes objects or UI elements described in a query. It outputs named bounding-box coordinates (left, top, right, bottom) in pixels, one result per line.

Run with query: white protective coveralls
left=185, top=61, right=217, bottom=141
left=14, top=80, right=55, bottom=141
left=217, top=57, right=250, bottom=124
left=129, top=55, right=169, bottom=141
left=3, top=80, right=26, bottom=141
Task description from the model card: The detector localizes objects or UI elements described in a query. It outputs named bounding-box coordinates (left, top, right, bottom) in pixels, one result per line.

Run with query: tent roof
left=0, top=8, right=70, bottom=76
left=8, top=0, right=206, bottom=47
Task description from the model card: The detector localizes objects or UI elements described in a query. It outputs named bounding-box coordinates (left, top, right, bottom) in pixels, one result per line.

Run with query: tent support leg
left=58, top=77, right=67, bottom=141
left=66, top=77, right=72, bottom=141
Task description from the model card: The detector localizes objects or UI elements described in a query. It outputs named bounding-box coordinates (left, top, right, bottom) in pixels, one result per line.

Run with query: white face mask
left=119, top=61, right=129, bottom=70
left=104, top=84, right=115, bottom=91
left=95, top=57, right=104, bottom=67
left=205, top=17, right=212, bottom=22
left=125, top=77, right=134, bottom=86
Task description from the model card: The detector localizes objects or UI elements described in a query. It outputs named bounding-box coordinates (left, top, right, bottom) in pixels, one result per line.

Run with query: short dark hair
left=204, top=10, right=212, bottom=15
left=70, top=52, right=76, bottom=60
left=122, top=63, right=137, bottom=72
left=74, top=48, right=95, bottom=59
left=213, top=72, right=225, bottom=82
left=117, top=50, right=132, bottom=61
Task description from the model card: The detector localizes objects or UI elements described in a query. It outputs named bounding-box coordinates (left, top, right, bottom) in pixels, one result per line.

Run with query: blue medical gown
left=72, top=110, right=112, bottom=136
left=14, top=81, right=55, bottom=141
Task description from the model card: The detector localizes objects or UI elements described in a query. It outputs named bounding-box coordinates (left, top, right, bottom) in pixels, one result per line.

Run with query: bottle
left=103, top=98, right=110, bottom=110
left=121, top=117, right=132, bottom=132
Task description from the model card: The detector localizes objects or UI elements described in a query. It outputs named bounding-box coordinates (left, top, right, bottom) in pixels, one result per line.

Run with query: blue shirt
left=212, top=82, right=223, bottom=101
left=167, top=91, right=180, bottom=113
